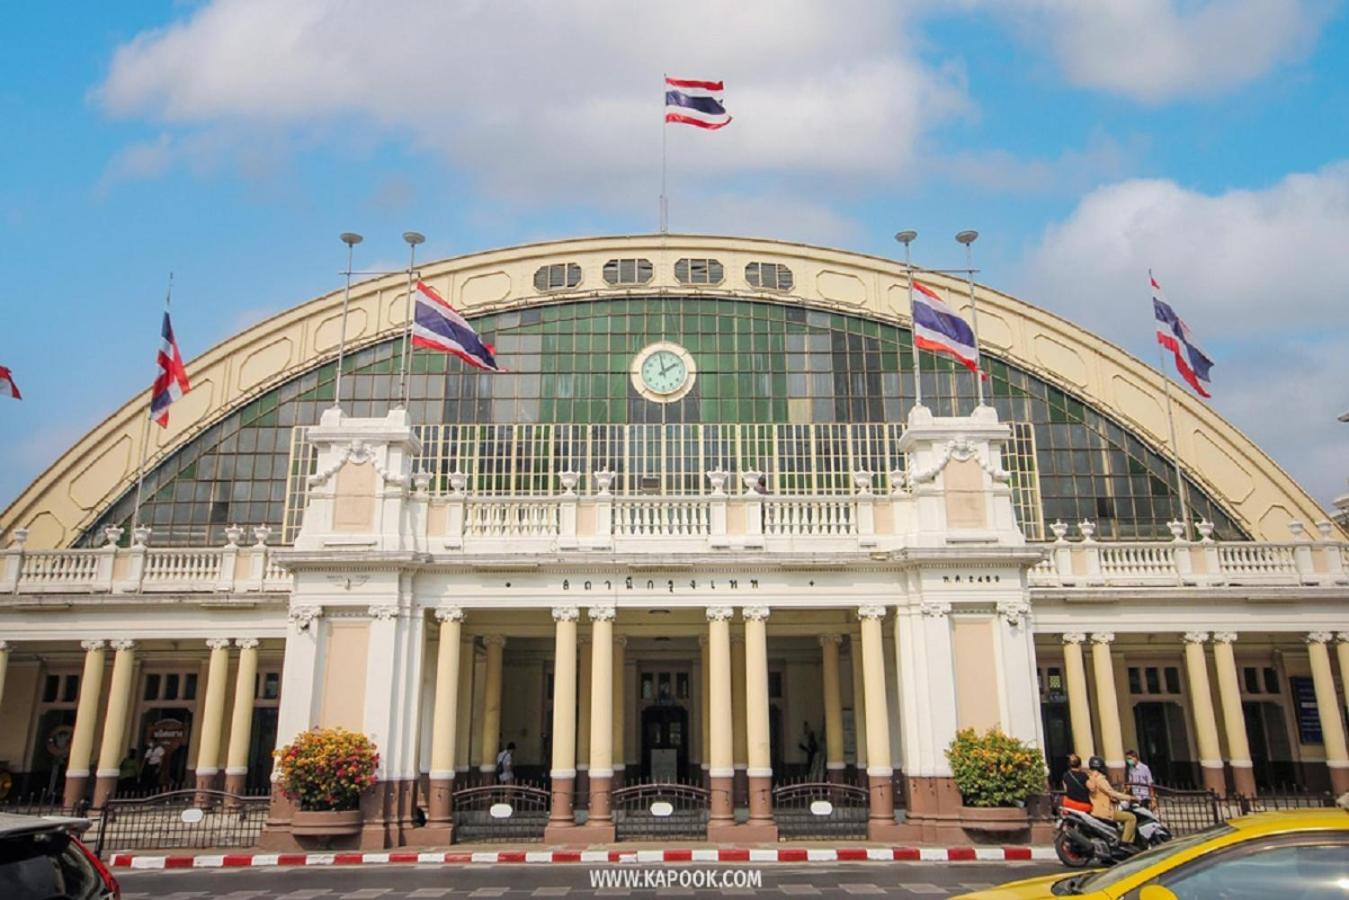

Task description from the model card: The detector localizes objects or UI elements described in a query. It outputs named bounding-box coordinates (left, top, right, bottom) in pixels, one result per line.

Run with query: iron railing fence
left=92, top=790, right=270, bottom=854
left=283, top=421, right=1044, bottom=541
left=611, top=779, right=711, bottom=840
left=772, top=778, right=869, bottom=840
left=1048, top=786, right=1338, bottom=837
left=451, top=781, right=551, bottom=843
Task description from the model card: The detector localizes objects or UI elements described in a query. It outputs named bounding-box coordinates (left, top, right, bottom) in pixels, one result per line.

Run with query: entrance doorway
left=640, top=705, right=689, bottom=781
left=1243, top=700, right=1295, bottom=790
left=1041, top=701, right=1071, bottom=785
left=1134, top=701, right=1194, bottom=787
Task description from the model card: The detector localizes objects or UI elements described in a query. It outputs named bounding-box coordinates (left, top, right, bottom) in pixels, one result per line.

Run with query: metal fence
left=451, top=782, right=551, bottom=843
left=92, top=790, right=269, bottom=853
left=612, top=779, right=710, bottom=840
left=1051, top=786, right=1338, bottom=837
left=772, top=779, right=869, bottom=840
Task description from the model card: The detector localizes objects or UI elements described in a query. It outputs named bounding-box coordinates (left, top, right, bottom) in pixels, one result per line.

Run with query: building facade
left=0, top=235, right=1345, bottom=847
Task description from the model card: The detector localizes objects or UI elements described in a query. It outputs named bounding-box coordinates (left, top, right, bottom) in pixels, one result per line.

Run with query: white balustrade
left=141, top=548, right=225, bottom=588
left=19, top=551, right=100, bottom=586
left=1028, top=555, right=1059, bottom=586
left=763, top=497, right=856, bottom=536
left=464, top=499, right=560, bottom=538
left=613, top=498, right=710, bottom=537
left=1097, top=543, right=1180, bottom=583
left=1216, top=543, right=1298, bottom=581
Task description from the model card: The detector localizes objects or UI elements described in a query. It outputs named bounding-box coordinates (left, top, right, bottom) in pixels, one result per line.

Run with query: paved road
left=119, top=860, right=1064, bottom=897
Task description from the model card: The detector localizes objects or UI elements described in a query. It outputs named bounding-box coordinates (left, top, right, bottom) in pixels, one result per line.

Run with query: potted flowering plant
left=275, top=727, right=380, bottom=837
left=945, top=727, right=1045, bottom=833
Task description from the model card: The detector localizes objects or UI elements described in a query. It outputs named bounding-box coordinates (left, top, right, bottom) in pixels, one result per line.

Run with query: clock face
left=632, top=342, right=696, bottom=402
left=640, top=349, right=689, bottom=394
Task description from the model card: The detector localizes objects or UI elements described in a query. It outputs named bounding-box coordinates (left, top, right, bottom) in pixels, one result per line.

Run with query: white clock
left=631, top=341, right=697, bottom=403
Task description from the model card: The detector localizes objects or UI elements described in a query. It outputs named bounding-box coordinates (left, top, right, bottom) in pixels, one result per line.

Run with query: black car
left=0, top=813, right=120, bottom=899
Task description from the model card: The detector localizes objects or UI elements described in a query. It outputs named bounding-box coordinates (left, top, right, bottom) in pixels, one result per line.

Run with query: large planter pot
left=959, top=804, right=1029, bottom=833
left=291, top=808, right=364, bottom=837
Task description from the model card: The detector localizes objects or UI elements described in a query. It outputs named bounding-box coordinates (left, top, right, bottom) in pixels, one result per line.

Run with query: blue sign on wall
left=1290, top=676, right=1323, bottom=745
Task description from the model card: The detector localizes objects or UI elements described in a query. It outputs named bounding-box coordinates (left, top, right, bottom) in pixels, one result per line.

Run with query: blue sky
left=2, top=1, right=1348, bottom=516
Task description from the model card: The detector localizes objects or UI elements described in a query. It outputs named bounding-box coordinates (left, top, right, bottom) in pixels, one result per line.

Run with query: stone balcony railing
left=1028, top=519, right=1349, bottom=588
left=1, top=524, right=291, bottom=596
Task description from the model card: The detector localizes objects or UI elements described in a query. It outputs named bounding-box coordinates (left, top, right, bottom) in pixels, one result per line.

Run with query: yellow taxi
left=953, top=809, right=1348, bottom=899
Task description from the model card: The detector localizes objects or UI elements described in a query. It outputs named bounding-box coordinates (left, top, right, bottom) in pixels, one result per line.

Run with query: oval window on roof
left=746, top=261, right=793, bottom=291
left=602, top=258, right=653, bottom=286
left=533, top=262, right=582, bottom=292
left=674, top=258, right=724, bottom=285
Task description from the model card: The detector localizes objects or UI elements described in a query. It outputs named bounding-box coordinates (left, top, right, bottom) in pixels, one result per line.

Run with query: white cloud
left=995, top=0, right=1332, bottom=102
left=1020, top=164, right=1349, bottom=507
left=96, top=0, right=971, bottom=204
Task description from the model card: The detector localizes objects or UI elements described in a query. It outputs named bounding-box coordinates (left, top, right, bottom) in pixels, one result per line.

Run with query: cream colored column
left=857, top=606, right=894, bottom=827
left=1307, top=632, right=1349, bottom=794
left=427, top=607, right=463, bottom=832
left=820, top=634, right=846, bottom=781
left=223, top=638, right=259, bottom=796
left=576, top=635, right=592, bottom=804
left=731, top=630, right=748, bottom=802
left=850, top=633, right=868, bottom=776
left=587, top=606, right=615, bottom=829
left=0, top=641, right=10, bottom=709
left=93, top=640, right=137, bottom=808
left=479, top=635, right=506, bottom=778
left=454, top=636, right=474, bottom=776
left=1062, top=633, right=1095, bottom=760
left=612, top=634, right=627, bottom=787
left=545, top=607, right=579, bottom=834
left=743, top=606, right=775, bottom=830
left=699, top=634, right=711, bottom=784
left=1090, top=633, right=1125, bottom=781
left=1210, top=633, right=1256, bottom=796
left=1182, top=632, right=1226, bottom=793
left=194, top=638, right=234, bottom=795
left=63, top=640, right=106, bottom=810
left=1338, top=634, right=1349, bottom=725
left=706, top=607, right=735, bottom=828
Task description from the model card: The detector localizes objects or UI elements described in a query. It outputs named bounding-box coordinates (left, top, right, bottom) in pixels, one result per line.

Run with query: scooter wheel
left=1054, top=831, right=1093, bottom=868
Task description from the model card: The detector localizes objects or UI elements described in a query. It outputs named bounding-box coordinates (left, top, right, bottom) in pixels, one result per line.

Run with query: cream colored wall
left=319, top=623, right=369, bottom=731
left=952, top=618, right=1002, bottom=733
left=943, top=458, right=988, bottom=530
left=332, top=461, right=376, bottom=532
left=2, top=234, right=1333, bottom=549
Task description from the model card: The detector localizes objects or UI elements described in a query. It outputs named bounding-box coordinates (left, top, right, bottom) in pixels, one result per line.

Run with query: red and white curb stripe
left=110, top=846, right=1055, bottom=869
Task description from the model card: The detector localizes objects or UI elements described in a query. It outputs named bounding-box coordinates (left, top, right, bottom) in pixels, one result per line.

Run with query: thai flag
left=1151, top=273, right=1214, bottom=398
left=665, top=76, right=731, bottom=130
left=912, top=281, right=981, bottom=375
left=0, top=365, right=19, bottom=400
left=411, top=281, right=503, bottom=372
left=150, top=310, right=190, bottom=427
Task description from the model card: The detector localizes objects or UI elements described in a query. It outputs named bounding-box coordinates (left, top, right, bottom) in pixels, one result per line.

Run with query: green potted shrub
left=945, top=727, right=1046, bottom=832
left=275, top=727, right=379, bottom=838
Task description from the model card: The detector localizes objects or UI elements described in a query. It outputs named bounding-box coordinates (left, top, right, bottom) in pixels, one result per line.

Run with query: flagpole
left=131, top=273, right=172, bottom=538
left=333, top=233, right=363, bottom=413
left=397, top=231, right=425, bottom=409
left=895, top=231, right=921, bottom=409
left=1152, top=277, right=1193, bottom=539
left=660, top=72, right=669, bottom=234
left=956, top=230, right=984, bottom=408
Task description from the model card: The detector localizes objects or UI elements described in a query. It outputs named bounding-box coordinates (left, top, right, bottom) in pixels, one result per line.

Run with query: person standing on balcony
left=1125, top=749, right=1154, bottom=809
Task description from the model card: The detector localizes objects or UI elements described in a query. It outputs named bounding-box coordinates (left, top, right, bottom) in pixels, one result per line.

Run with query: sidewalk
left=109, top=841, right=1057, bottom=869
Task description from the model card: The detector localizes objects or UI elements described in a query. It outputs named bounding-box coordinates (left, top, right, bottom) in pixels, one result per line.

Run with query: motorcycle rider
left=1061, top=754, right=1093, bottom=814
left=1087, top=755, right=1137, bottom=849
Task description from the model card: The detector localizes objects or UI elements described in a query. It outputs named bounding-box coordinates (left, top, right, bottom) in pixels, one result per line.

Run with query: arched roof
left=1, top=235, right=1332, bottom=548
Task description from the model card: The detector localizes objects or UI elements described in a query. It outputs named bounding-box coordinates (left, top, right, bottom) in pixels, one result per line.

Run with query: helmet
left=1088, top=756, right=1106, bottom=772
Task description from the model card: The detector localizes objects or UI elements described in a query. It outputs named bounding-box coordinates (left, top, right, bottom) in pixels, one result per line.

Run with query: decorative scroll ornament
left=368, top=604, right=398, bottom=621
left=743, top=605, right=771, bottom=622
left=589, top=605, right=616, bottom=622
left=906, top=438, right=1010, bottom=487
left=1182, top=631, right=1210, bottom=644
left=307, top=438, right=407, bottom=489
left=289, top=605, right=322, bottom=631
left=856, top=604, right=887, bottom=621
left=998, top=599, right=1031, bottom=626
left=920, top=599, right=952, bottom=618
left=705, top=606, right=735, bottom=622
left=235, top=638, right=261, bottom=650
left=110, top=639, right=137, bottom=651
left=434, top=606, right=465, bottom=623
left=326, top=574, right=370, bottom=591
left=1090, top=632, right=1115, bottom=645
left=205, top=638, right=233, bottom=651
left=1211, top=631, right=1238, bottom=644
left=1306, top=631, right=1334, bottom=644
left=1062, top=632, right=1087, bottom=645
left=552, top=606, right=580, bottom=623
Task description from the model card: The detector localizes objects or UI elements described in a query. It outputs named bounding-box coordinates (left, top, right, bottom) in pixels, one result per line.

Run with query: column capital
left=552, top=605, right=580, bottom=623
left=920, top=599, right=951, bottom=618
left=434, top=605, right=465, bottom=623
left=1182, top=631, right=1210, bottom=645
left=1212, top=631, right=1238, bottom=644
left=614, top=634, right=628, bottom=648
left=483, top=634, right=508, bottom=648
left=80, top=639, right=107, bottom=652
left=0, top=640, right=9, bottom=652
left=589, top=605, right=616, bottom=623
left=1338, top=632, right=1349, bottom=645
left=705, top=606, right=735, bottom=622
left=368, top=604, right=398, bottom=621
left=109, top=639, right=136, bottom=652
left=1307, top=631, right=1335, bottom=644
left=205, top=638, right=233, bottom=651
left=998, top=598, right=1030, bottom=626
left=743, top=605, right=770, bottom=622
left=288, top=605, right=322, bottom=631
left=235, top=638, right=260, bottom=650
left=856, top=604, right=887, bottom=621
left=1090, top=632, right=1115, bottom=645
left=818, top=634, right=843, bottom=647
left=1062, top=632, right=1087, bottom=645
